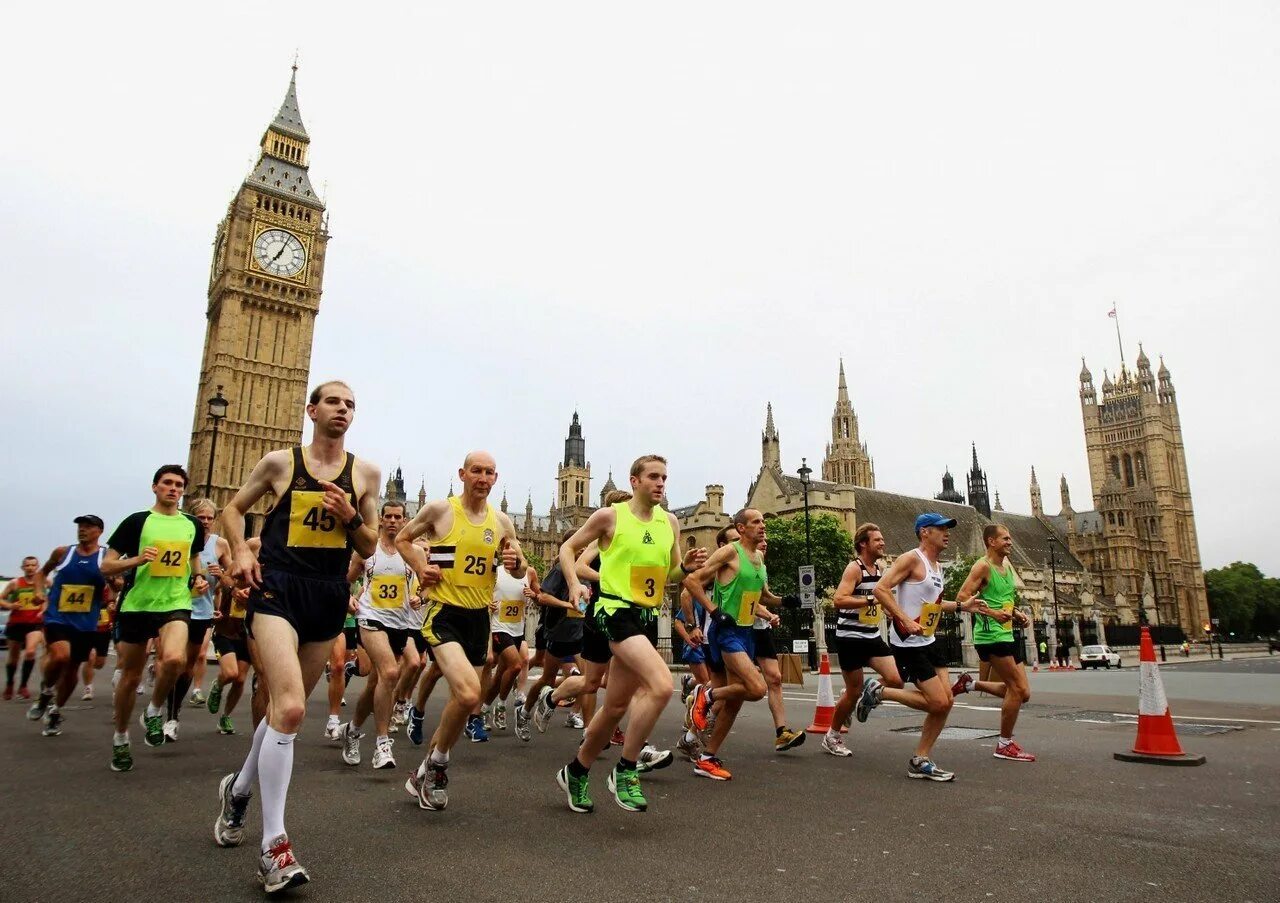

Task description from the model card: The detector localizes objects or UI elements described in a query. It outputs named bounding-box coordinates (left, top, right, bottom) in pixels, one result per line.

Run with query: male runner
left=682, top=508, right=771, bottom=780
left=554, top=456, right=703, bottom=813
left=825, top=523, right=904, bottom=757
left=211, top=380, right=379, bottom=894
left=521, top=529, right=587, bottom=736
left=3, top=556, right=46, bottom=700
left=397, top=451, right=526, bottom=812
left=102, top=467, right=207, bottom=770
left=856, top=513, right=986, bottom=781
left=749, top=580, right=806, bottom=753
left=338, top=501, right=423, bottom=770
left=674, top=524, right=737, bottom=762
left=207, top=581, right=253, bottom=735
left=165, top=499, right=232, bottom=741
left=951, top=524, right=1036, bottom=762
left=482, top=553, right=538, bottom=736
left=27, top=516, right=109, bottom=735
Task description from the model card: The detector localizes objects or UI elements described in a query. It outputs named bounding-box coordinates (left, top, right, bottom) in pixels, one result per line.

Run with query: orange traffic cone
left=806, top=652, right=837, bottom=734
left=1114, top=626, right=1205, bottom=766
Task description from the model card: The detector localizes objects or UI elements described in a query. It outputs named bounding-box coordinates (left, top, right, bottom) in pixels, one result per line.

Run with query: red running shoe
left=610, top=728, right=625, bottom=747
left=950, top=672, right=973, bottom=696
left=993, top=739, right=1036, bottom=762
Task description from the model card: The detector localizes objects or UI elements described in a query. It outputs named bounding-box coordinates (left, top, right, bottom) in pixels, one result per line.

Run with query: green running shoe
left=556, top=766, right=594, bottom=814
left=606, top=766, right=647, bottom=813
left=219, top=715, right=235, bottom=735
left=207, top=679, right=223, bottom=714
left=140, top=712, right=164, bottom=747
left=111, top=742, right=133, bottom=772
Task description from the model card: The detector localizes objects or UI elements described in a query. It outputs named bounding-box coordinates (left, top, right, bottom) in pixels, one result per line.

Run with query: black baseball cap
left=74, top=515, right=105, bottom=529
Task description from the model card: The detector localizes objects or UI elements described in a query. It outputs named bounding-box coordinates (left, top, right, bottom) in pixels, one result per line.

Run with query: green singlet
left=713, top=542, right=768, bottom=627
left=972, top=557, right=1017, bottom=645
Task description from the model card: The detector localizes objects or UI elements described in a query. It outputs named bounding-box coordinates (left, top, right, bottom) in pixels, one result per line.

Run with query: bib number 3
left=629, top=566, right=667, bottom=609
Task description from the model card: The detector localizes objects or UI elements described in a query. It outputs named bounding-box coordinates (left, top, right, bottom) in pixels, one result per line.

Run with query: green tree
left=760, top=513, right=852, bottom=597
left=1204, top=562, right=1279, bottom=637
left=522, top=548, right=548, bottom=579
left=943, top=553, right=982, bottom=602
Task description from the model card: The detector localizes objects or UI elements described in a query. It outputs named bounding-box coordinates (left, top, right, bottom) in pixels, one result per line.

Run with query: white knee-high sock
left=259, top=726, right=296, bottom=848
left=232, top=719, right=269, bottom=797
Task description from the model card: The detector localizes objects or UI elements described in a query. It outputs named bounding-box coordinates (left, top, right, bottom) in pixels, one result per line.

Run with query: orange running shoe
left=692, top=756, right=732, bottom=781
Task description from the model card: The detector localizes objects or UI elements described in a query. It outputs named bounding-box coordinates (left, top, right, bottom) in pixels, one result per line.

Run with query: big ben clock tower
left=187, top=66, right=329, bottom=526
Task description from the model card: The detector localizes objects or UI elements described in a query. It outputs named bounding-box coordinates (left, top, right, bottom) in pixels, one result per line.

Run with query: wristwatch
left=344, top=513, right=364, bottom=532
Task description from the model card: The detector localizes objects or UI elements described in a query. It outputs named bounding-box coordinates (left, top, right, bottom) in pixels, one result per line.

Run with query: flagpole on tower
left=1109, top=303, right=1125, bottom=365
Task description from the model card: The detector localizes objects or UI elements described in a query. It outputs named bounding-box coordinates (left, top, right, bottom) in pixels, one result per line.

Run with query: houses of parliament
left=184, top=71, right=1210, bottom=639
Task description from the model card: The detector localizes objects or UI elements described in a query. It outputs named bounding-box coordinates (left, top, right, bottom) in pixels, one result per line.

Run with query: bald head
left=459, top=450, right=498, bottom=501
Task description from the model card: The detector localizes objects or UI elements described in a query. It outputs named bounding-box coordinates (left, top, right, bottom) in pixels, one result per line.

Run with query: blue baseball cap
left=915, top=513, right=957, bottom=535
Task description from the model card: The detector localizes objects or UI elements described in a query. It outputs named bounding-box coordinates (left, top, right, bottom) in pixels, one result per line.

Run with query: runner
left=682, top=509, right=771, bottom=780
left=211, top=380, right=379, bottom=894
left=553, top=456, right=703, bottom=813
left=825, top=523, right=904, bottom=757
left=338, top=501, right=423, bottom=770
left=27, top=516, right=109, bottom=736
left=519, top=529, right=586, bottom=738
left=102, top=467, right=208, bottom=771
left=323, top=604, right=367, bottom=740
left=482, top=550, right=538, bottom=738
left=674, top=524, right=737, bottom=762
left=397, top=451, right=526, bottom=811
left=207, top=579, right=253, bottom=736
left=950, top=524, right=1036, bottom=762
left=855, top=513, right=987, bottom=782
left=3, top=556, right=46, bottom=701
left=164, top=499, right=232, bottom=741
left=390, top=537, right=432, bottom=737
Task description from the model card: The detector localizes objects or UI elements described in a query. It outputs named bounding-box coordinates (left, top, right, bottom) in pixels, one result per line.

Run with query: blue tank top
left=46, top=546, right=107, bottom=632
left=191, top=534, right=220, bottom=620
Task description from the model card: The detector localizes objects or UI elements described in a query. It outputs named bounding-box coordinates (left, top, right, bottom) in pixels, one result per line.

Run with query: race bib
left=230, top=598, right=247, bottom=619
left=629, top=566, right=667, bottom=609
left=565, top=599, right=586, bottom=619
left=60, top=583, right=95, bottom=613
left=454, top=534, right=496, bottom=588
left=98, top=606, right=111, bottom=628
left=287, top=491, right=346, bottom=548
left=498, top=599, right=524, bottom=624
left=858, top=599, right=881, bottom=626
left=918, top=602, right=943, bottom=638
left=149, top=541, right=189, bottom=578
left=12, top=588, right=37, bottom=611
left=736, top=589, right=761, bottom=627
left=370, top=575, right=407, bottom=609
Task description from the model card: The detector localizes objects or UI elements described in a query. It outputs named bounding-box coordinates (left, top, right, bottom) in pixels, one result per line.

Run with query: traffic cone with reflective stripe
left=1114, top=626, right=1205, bottom=766
left=806, top=652, right=837, bottom=734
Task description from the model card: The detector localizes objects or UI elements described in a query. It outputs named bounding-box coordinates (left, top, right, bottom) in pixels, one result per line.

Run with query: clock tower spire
left=186, top=65, right=330, bottom=530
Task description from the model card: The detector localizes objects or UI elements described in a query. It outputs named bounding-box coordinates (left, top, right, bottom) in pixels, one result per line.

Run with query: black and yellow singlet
left=259, top=447, right=357, bottom=578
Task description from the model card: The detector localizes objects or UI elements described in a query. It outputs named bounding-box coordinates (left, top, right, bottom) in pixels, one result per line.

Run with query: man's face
left=20, top=558, right=38, bottom=577
left=737, top=510, right=766, bottom=544
left=460, top=454, right=497, bottom=498
left=77, top=524, right=103, bottom=545
left=865, top=530, right=885, bottom=558
left=631, top=462, right=667, bottom=503
left=381, top=507, right=405, bottom=536
left=194, top=510, right=216, bottom=533
left=991, top=528, right=1012, bottom=557
left=718, top=528, right=740, bottom=549
left=153, top=473, right=186, bottom=506
left=921, top=525, right=950, bottom=550
left=308, top=386, right=355, bottom=437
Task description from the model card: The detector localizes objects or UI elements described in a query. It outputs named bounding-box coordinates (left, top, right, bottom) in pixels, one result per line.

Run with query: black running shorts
left=246, top=570, right=348, bottom=646
left=421, top=603, right=489, bottom=666
left=43, top=623, right=96, bottom=664
left=835, top=634, right=893, bottom=671
left=116, top=609, right=191, bottom=645
left=892, top=642, right=949, bottom=685
left=976, top=641, right=1024, bottom=664
left=752, top=626, right=779, bottom=660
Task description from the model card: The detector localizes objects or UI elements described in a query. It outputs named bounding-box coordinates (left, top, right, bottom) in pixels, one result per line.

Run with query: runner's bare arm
left=681, top=543, right=738, bottom=613
left=214, top=537, right=235, bottom=590
left=561, top=508, right=615, bottom=603
left=573, top=542, right=600, bottom=582
left=222, top=450, right=290, bottom=553
left=953, top=558, right=1006, bottom=619
left=346, top=551, right=366, bottom=585
left=872, top=553, right=921, bottom=630
left=40, top=547, right=69, bottom=578
left=394, top=499, right=450, bottom=585
left=832, top=562, right=867, bottom=610
left=498, top=513, right=526, bottom=578
left=761, top=585, right=783, bottom=607
left=668, top=512, right=705, bottom=579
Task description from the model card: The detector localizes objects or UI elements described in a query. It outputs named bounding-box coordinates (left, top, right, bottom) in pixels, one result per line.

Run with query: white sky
left=1, top=2, right=1276, bottom=575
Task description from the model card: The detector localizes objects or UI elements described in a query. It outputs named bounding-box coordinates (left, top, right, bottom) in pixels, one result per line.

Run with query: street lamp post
left=798, top=457, right=815, bottom=668
left=1047, top=535, right=1062, bottom=664
left=204, top=385, right=229, bottom=499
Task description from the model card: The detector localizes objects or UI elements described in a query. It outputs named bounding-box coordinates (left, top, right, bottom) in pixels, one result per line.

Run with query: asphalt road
left=3, top=663, right=1277, bottom=903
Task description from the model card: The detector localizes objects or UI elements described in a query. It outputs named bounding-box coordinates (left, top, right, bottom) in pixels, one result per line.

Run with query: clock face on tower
left=253, top=228, right=307, bottom=278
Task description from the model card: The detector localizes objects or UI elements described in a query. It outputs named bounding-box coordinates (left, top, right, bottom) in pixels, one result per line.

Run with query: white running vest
left=357, top=543, right=419, bottom=631
left=491, top=568, right=530, bottom=637
left=889, top=548, right=944, bottom=648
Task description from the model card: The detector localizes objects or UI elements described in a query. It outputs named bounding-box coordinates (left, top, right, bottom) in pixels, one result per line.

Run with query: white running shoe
left=339, top=722, right=361, bottom=766
left=81, top=684, right=95, bottom=701
left=258, top=834, right=310, bottom=893
left=822, top=732, right=853, bottom=757
left=565, top=711, right=584, bottom=730
left=324, top=717, right=341, bottom=741
left=372, top=736, right=396, bottom=770
left=162, top=719, right=179, bottom=743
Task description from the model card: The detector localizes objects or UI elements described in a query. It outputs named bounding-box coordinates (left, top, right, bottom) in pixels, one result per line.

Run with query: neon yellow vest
left=599, top=502, right=673, bottom=611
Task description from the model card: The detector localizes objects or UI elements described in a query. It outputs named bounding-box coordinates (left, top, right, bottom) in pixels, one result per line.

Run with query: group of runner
left=3, top=378, right=1039, bottom=896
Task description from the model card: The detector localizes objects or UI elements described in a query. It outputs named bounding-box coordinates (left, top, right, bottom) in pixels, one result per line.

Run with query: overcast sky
left=2, top=2, right=1276, bottom=576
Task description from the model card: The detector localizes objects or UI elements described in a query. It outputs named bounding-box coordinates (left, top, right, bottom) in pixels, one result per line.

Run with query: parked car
left=1079, top=644, right=1122, bottom=669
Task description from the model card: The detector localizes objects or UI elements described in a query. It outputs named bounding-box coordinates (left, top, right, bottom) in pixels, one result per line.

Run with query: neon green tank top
left=713, top=542, right=768, bottom=627
left=973, top=558, right=1016, bottom=644
left=599, top=502, right=673, bottom=611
